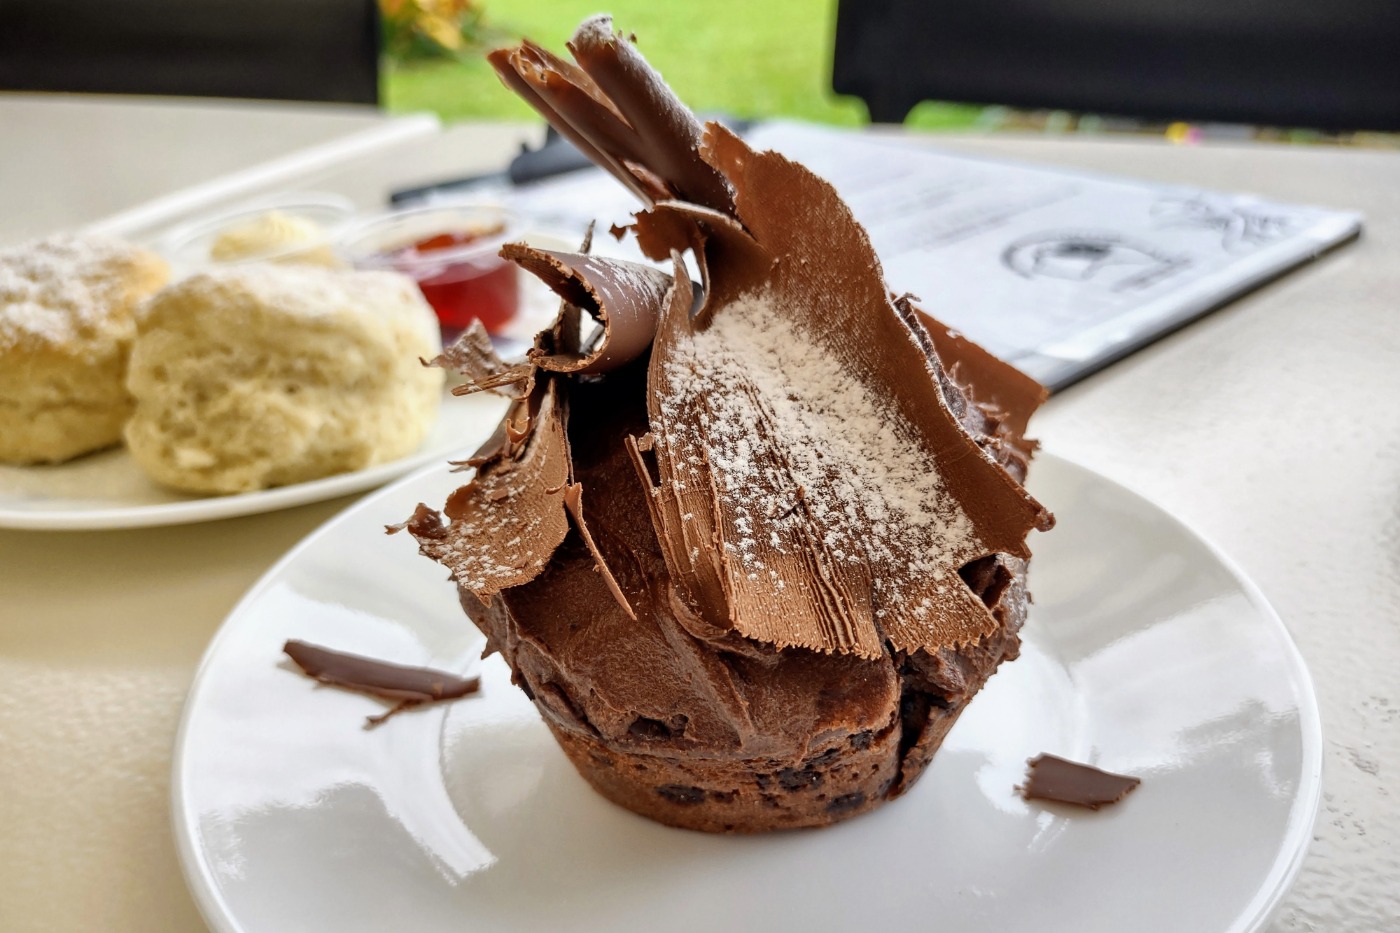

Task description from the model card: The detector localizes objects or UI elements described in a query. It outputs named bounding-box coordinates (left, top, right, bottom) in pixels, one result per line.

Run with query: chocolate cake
left=401, top=16, right=1054, bottom=832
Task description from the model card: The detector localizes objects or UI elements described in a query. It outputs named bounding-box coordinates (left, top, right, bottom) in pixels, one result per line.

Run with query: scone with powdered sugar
left=0, top=234, right=168, bottom=464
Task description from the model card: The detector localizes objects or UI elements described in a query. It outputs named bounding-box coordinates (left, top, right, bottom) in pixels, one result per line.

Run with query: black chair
left=0, top=0, right=379, bottom=104
left=832, top=0, right=1400, bottom=131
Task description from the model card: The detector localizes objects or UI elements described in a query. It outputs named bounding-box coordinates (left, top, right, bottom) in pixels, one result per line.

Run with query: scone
left=401, top=19, right=1053, bottom=834
left=125, top=265, right=444, bottom=494
left=0, top=234, right=169, bottom=464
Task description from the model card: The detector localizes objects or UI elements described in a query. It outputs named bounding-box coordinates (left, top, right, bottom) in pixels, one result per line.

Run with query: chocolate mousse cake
left=401, top=16, right=1054, bottom=832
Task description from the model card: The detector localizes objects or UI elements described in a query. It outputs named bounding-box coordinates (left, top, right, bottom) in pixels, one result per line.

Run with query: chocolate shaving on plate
left=283, top=639, right=480, bottom=728
left=1018, top=753, right=1142, bottom=810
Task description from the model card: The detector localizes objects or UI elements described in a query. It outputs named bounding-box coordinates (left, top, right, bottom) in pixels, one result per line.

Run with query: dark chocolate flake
left=1019, top=754, right=1141, bottom=810
left=628, top=716, right=674, bottom=740
left=283, top=639, right=480, bottom=728
left=777, top=767, right=823, bottom=791
left=656, top=784, right=707, bottom=805
left=827, top=792, right=866, bottom=814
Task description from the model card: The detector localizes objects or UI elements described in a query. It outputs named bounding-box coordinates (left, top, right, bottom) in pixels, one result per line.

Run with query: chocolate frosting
left=413, top=15, right=1052, bottom=663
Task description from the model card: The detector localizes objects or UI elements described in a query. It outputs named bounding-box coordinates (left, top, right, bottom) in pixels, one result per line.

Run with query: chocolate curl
left=567, top=16, right=735, bottom=216
left=488, top=41, right=660, bottom=204
left=501, top=244, right=673, bottom=375
left=490, top=19, right=734, bottom=216
left=283, top=639, right=480, bottom=728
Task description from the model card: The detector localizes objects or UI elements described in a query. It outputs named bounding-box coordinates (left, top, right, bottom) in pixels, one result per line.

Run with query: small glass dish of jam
left=340, top=204, right=521, bottom=340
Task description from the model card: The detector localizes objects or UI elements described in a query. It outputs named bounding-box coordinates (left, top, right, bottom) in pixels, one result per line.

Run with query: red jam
left=383, top=229, right=519, bottom=337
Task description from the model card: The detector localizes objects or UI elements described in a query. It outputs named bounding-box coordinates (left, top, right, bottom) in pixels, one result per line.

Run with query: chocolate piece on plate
left=1019, top=754, right=1142, bottom=810
left=283, top=639, right=480, bottom=727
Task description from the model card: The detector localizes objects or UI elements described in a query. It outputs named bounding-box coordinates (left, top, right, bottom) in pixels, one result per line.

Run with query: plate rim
left=0, top=444, right=465, bottom=532
left=169, top=449, right=1324, bottom=933
left=0, top=387, right=513, bottom=531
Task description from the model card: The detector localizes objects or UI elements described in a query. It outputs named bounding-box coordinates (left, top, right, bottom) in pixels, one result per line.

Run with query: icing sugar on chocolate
left=651, top=288, right=977, bottom=658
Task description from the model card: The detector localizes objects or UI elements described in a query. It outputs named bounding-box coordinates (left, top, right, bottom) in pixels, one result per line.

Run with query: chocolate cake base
left=549, top=609, right=1022, bottom=832
left=464, top=552, right=1026, bottom=833
left=547, top=716, right=901, bottom=832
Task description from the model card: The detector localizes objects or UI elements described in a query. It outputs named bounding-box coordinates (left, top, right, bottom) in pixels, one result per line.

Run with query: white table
left=0, top=94, right=437, bottom=247
left=1, top=112, right=1397, bottom=931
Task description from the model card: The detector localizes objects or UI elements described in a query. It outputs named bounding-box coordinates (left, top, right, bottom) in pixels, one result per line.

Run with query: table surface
left=1, top=102, right=1398, bottom=932
left=0, top=93, right=422, bottom=247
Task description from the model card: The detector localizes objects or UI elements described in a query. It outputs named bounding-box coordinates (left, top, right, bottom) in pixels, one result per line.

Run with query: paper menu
left=487, top=121, right=1362, bottom=389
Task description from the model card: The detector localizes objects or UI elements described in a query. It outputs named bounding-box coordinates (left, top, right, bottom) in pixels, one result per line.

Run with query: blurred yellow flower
left=380, top=0, right=484, bottom=60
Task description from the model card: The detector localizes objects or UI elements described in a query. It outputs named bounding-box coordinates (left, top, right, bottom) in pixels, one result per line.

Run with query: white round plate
left=0, top=393, right=507, bottom=530
left=172, top=451, right=1322, bottom=933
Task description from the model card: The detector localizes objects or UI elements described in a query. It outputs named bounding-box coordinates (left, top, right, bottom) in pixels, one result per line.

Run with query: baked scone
left=400, top=19, right=1053, bottom=834
left=125, top=265, right=444, bottom=494
left=0, top=234, right=169, bottom=464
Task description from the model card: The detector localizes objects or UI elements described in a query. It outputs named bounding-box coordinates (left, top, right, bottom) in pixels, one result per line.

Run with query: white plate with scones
left=0, top=393, right=506, bottom=530
left=0, top=232, right=509, bottom=530
left=171, top=451, right=1322, bottom=933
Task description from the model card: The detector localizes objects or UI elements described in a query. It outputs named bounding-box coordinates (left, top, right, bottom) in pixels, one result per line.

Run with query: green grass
left=382, top=0, right=983, bottom=130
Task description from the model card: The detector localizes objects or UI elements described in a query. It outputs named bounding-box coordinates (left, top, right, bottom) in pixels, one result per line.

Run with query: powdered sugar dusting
left=659, top=288, right=977, bottom=607
left=0, top=234, right=157, bottom=351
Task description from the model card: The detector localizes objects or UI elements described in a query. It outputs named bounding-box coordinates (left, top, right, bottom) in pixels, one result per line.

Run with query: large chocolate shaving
left=1019, top=754, right=1142, bottom=810
left=408, top=373, right=573, bottom=601
left=620, top=126, right=1050, bottom=658
left=283, top=639, right=480, bottom=727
